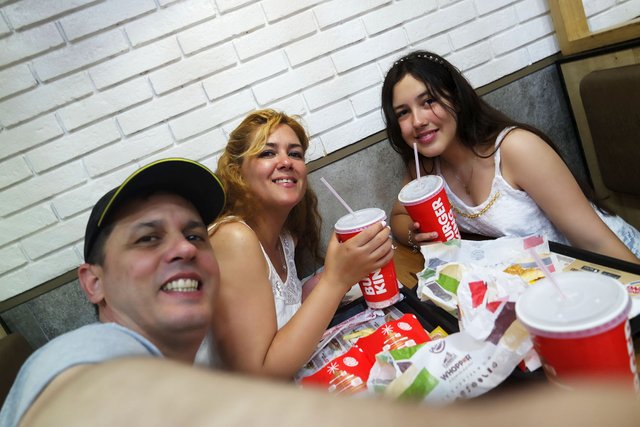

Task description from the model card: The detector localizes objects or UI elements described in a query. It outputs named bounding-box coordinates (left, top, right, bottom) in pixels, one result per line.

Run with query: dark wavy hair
left=381, top=50, right=600, bottom=204
left=212, top=109, right=323, bottom=269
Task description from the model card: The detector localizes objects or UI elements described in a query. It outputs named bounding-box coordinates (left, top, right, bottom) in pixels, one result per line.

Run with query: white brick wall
left=32, top=29, right=130, bottom=82
left=59, top=0, right=156, bottom=41
left=0, top=64, right=37, bottom=99
left=0, top=0, right=635, bottom=300
left=0, top=23, right=65, bottom=67
left=0, top=205, right=58, bottom=248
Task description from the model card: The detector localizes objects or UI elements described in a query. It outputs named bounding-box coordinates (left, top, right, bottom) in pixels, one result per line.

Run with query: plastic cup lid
left=515, top=271, right=630, bottom=337
left=398, top=175, right=443, bottom=204
left=335, top=208, right=386, bottom=233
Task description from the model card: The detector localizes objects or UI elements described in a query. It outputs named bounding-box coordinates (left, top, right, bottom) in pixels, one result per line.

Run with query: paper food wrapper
left=367, top=250, right=542, bottom=403
left=363, top=236, right=551, bottom=403
left=301, top=236, right=555, bottom=403
left=300, top=345, right=372, bottom=395
left=417, top=235, right=558, bottom=314
left=295, top=307, right=403, bottom=382
left=367, top=319, right=532, bottom=403
left=300, top=314, right=431, bottom=394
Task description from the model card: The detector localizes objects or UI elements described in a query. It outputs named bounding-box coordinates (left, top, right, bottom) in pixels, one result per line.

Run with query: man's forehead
left=111, top=192, right=205, bottom=227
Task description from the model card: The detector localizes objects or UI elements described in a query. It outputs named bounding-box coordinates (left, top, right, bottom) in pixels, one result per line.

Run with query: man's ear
left=78, top=263, right=105, bottom=304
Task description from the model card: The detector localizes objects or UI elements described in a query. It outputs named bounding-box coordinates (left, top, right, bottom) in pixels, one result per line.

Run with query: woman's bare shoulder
left=500, top=128, right=560, bottom=167
left=210, top=220, right=259, bottom=250
left=499, top=128, right=553, bottom=158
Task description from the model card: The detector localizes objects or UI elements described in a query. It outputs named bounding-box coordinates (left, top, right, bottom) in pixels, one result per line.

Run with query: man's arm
left=20, top=357, right=639, bottom=427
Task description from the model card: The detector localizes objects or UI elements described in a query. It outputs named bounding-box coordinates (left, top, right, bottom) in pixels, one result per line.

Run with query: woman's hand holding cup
left=324, top=223, right=394, bottom=294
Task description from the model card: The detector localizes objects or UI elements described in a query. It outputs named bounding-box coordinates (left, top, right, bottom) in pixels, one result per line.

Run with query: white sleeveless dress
left=195, top=224, right=302, bottom=367
left=256, top=228, right=303, bottom=329
left=435, top=127, right=640, bottom=257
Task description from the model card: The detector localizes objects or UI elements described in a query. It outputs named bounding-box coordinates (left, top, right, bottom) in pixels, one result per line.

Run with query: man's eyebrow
left=184, top=219, right=207, bottom=230
left=129, top=219, right=206, bottom=234
left=131, top=220, right=161, bottom=231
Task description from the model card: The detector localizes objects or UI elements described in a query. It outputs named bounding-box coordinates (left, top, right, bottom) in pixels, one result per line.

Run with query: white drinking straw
left=320, top=177, right=355, bottom=214
left=413, top=143, right=420, bottom=180
left=528, top=248, right=566, bottom=299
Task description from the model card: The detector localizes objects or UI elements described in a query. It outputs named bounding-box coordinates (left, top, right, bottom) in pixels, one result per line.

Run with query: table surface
left=392, top=243, right=423, bottom=289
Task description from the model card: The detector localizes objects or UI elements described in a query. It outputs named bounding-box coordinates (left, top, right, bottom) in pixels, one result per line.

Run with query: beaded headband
left=394, top=53, right=445, bottom=67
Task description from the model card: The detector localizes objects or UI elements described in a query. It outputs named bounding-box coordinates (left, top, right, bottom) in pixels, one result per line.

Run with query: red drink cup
left=397, top=175, right=460, bottom=242
left=334, top=208, right=401, bottom=309
left=516, top=271, right=639, bottom=390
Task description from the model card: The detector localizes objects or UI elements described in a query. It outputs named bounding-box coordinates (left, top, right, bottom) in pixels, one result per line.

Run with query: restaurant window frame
left=549, top=0, right=640, bottom=56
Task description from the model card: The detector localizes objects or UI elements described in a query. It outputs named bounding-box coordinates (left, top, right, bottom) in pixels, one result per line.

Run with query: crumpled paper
left=365, top=235, right=553, bottom=403
left=367, top=318, right=532, bottom=403
left=416, top=235, right=558, bottom=314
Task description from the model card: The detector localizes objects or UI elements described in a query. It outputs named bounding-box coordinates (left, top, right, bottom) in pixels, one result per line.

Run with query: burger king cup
left=398, top=175, right=460, bottom=242
left=334, top=208, right=401, bottom=309
left=516, top=271, right=638, bottom=390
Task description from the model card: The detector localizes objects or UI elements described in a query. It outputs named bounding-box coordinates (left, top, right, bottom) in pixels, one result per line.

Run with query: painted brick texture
left=0, top=0, right=635, bottom=300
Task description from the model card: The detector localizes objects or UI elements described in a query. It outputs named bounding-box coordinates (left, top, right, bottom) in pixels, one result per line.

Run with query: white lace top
left=195, top=224, right=303, bottom=367
left=435, top=127, right=640, bottom=257
left=256, top=229, right=302, bottom=329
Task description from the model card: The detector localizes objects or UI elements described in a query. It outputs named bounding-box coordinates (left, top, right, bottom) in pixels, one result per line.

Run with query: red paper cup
left=516, top=271, right=639, bottom=390
left=398, top=175, right=460, bottom=242
left=335, top=208, right=401, bottom=309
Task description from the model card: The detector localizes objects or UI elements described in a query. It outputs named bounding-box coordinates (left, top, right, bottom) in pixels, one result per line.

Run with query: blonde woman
left=208, top=109, right=393, bottom=378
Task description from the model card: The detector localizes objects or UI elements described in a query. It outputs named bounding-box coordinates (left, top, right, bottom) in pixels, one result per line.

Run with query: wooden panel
left=560, top=45, right=640, bottom=228
left=549, top=0, right=640, bottom=55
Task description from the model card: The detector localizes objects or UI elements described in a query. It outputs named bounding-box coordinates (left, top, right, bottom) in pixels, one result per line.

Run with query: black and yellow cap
left=83, top=158, right=225, bottom=260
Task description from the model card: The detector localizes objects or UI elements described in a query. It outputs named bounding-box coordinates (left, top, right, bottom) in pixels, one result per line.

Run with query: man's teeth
left=273, top=178, right=294, bottom=183
left=162, top=278, right=198, bottom=292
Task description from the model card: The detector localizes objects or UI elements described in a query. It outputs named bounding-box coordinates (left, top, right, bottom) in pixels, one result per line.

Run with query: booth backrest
left=580, top=63, right=640, bottom=197
left=0, top=333, right=33, bottom=407
left=559, top=43, right=640, bottom=230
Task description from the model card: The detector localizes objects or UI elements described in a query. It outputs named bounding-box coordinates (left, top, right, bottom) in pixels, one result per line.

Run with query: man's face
left=86, top=193, right=219, bottom=344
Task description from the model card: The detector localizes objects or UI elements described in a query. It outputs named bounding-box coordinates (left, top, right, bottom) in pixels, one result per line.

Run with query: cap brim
left=99, top=158, right=225, bottom=227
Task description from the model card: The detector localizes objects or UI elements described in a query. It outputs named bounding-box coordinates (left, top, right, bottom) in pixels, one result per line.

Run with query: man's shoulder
left=18, top=323, right=162, bottom=389
left=42, top=323, right=161, bottom=357
left=0, top=323, right=162, bottom=427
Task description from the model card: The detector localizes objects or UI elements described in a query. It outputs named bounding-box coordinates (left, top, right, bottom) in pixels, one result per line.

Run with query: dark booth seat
left=0, top=333, right=33, bottom=408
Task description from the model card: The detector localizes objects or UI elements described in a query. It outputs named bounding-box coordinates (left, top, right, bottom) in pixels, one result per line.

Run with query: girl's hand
left=409, top=221, right=438, bottom=245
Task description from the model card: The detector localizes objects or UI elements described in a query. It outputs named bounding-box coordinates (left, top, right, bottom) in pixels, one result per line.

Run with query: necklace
left=444, top=158, right=475, bottom=196
left=276, top=238, right=287, bottom=272
left=452, top=191, right=501, bottom=219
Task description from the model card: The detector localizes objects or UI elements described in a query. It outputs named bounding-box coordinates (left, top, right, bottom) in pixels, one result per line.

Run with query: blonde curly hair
left=212, top=109, right=323, bottom=269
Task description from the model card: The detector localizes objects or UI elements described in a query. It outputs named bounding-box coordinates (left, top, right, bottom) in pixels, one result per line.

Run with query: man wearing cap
left=0, top=158, right=225, bottom=427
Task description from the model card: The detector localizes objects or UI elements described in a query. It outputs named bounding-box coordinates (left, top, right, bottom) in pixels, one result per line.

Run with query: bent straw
left=320, top=177, right=355, bottom=215
left=528, top=248, right=566, bottom=299
left=413, top=143, right=420, bottom=180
